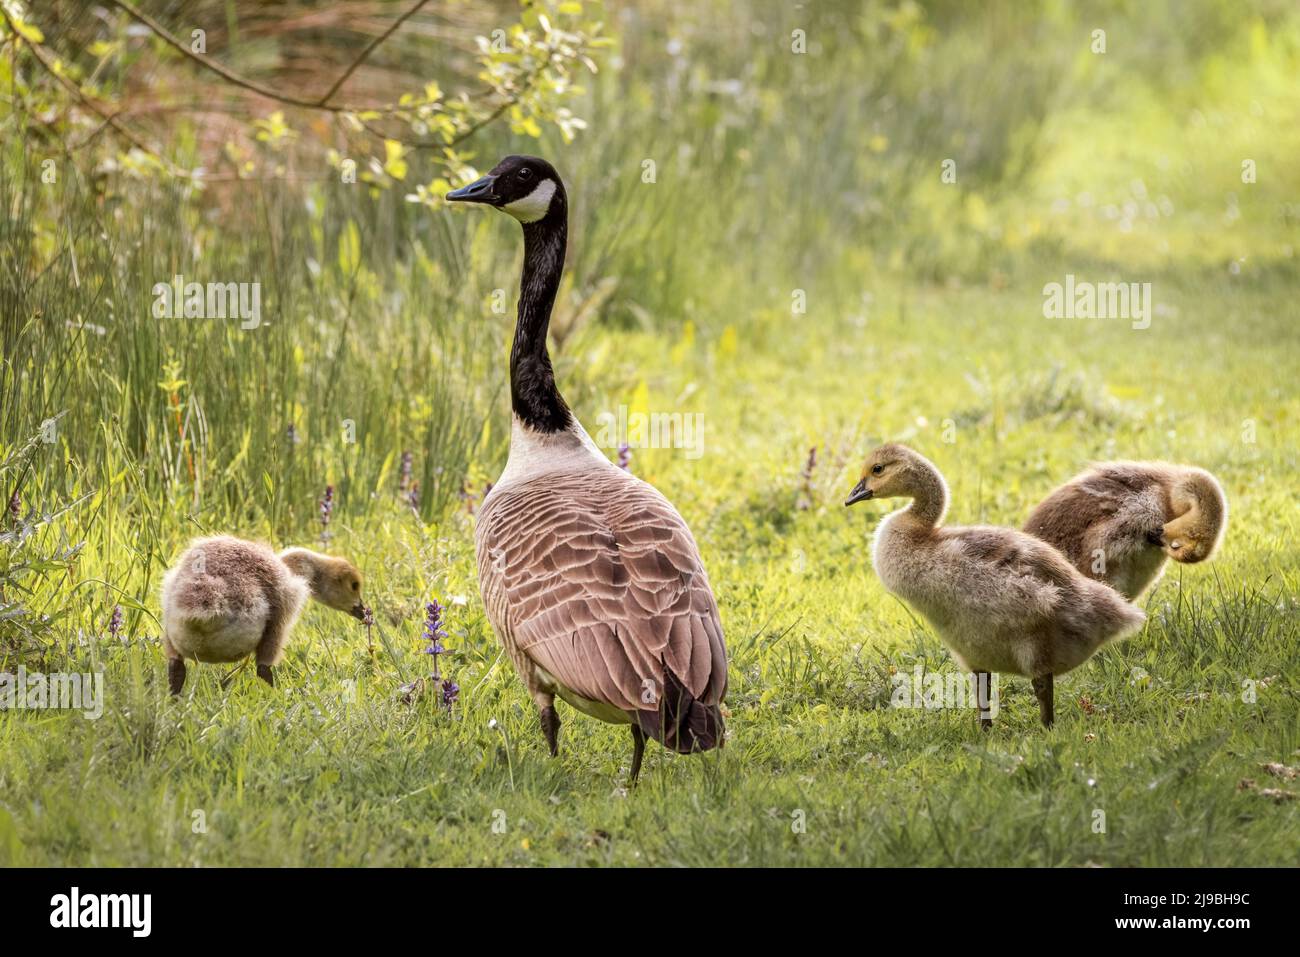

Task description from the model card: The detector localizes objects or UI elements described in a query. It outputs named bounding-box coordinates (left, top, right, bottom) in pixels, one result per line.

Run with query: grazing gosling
left=161, top=535, right=365, bottom=694
left=1024, top=462, right=1227, bottom=600
left=846, top=444, right=1145, bottom=727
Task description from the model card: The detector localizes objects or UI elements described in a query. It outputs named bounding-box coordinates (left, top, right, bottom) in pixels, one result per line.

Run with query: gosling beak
left=445, top=174, right=498, bottom=205
left=349, top=602, right=368, bottom=621
left=1145, top=529, right=1165, bottom=547
left=844, top=478, right=874, bottom=507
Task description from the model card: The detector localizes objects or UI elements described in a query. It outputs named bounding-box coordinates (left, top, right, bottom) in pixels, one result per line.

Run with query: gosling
left=1024, top=462, right=1227, bottom=600
left=161, top=535, right=366, bottom=694
left=846, top=444, right=1145, bottom=728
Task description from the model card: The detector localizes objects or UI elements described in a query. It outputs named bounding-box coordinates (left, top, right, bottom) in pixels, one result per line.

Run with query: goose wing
left=476, top=468, right=727, bottom=713
left=1027, top=466, right=1168, bottom=539
left=935, top=526, right=1082, bottom=624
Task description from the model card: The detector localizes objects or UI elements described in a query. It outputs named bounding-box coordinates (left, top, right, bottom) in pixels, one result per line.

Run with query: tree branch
left=316, top=0, right=433, bottom=107
left=105, top=0, right=357, bottom=112
left=102, top=0, right=531, bottom=150
left=2, top=8, right=188, bottom=177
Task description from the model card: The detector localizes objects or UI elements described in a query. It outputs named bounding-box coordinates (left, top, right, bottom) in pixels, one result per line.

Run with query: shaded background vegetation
left=4, top=0, right=1298, bottom=676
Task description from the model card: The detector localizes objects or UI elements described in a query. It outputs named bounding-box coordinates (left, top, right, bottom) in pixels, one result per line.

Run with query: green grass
left=2, top=272, right=1296, bottom=866
left=1, top=0, right=1298, bottom=867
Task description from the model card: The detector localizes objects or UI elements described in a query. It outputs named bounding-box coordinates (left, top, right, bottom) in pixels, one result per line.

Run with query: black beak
left=445, top=174, right=498, bottom=204
left=844, top=478, right=874, bottom=507
left=350, top=602, right=367, bottom=621
left=1145, top=529, right=1165, bottom=547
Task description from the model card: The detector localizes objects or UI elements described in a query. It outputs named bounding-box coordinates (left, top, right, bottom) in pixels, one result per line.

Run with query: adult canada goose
left=1024, top=462, right=1227, bottom=600
left=846, top=444, right=1145, bottom=727
left=447, top=156, right=727, bottom=781
left=161, top=536, right=365, bottom=694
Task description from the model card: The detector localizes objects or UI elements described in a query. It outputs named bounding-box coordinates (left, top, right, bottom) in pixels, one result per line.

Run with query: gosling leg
left=1032, top=673, right=1054, bottom=728
left=629, top=725, right=647, bottom=784
left=974, top=671, right=993, bottom=731
left=252, top=605, right=290, bottom=691
left=167, top=657, right=186, bottom=696
left=977, top=670, right=993, bottom=733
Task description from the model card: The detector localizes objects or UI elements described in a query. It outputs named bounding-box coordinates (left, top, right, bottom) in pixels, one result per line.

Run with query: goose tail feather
left=1088, top=583, right=1147, bottom=643
left=635, top=665, right=725, bottom=754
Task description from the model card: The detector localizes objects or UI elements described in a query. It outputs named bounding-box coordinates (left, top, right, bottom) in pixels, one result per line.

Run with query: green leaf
left=12, top=18, right=45, bottom=44
left=382, top=140, right=408, bottom=181
left=338, top=220, right=361, bottom=276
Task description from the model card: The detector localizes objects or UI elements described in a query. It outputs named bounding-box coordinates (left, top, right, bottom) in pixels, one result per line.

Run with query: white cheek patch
left=502, top=179, right=557, bottom=223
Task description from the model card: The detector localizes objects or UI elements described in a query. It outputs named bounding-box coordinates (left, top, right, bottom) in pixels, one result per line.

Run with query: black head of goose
left=447, top=156, right=728, bottom=781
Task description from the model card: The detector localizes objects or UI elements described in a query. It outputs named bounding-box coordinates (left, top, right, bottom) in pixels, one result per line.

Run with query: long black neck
left=511, top=199, right=570, bottom=433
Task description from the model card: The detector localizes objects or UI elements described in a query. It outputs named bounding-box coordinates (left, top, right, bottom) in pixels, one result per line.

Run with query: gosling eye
left=871, top=464, right=885, bottom=475
left=351, top=581, right=360, bottom=591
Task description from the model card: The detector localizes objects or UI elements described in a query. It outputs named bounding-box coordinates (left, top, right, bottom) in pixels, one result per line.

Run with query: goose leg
left=539, top=702, right=561, bottom=757
left=1032, top=673, right=1054, bottom=728
left=254, top=609, right=289, bottom=690
left=167, top=657, right=186, bottom=696
left=974, top=671, right=993, bottom=731
left=629, top=725, right=646, bottom=784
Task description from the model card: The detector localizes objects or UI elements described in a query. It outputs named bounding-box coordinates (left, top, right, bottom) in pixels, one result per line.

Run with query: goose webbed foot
left=539, top=705, right=560, bottom=757
left=167, top=658, right=186, bottom=696
left=256, top=663, right=275, bottom=688
left=629, top=725, right=646, bottom=784
left=1032, top=673, right=1054, bottom=728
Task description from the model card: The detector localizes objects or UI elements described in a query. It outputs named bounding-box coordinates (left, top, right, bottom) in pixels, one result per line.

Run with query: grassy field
left=3, top=273, right=1296, bottom=867
left=2, top=0, right=1298, bottom=866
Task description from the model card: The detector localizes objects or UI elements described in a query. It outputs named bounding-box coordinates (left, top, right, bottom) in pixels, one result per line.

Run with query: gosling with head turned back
left=161, top=535, right=366, bottom=694
left=846, top=444, right=1146, bottom=728
left=1024, top=462, right=1227, bottom=600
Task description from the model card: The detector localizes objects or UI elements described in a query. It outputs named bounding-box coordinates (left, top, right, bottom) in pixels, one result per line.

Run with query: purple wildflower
left=617, top=443, right=632, bottom=472
left=7, top=489, right=19, bottom=524
left=441, top=679, right=460, bottom=708
left=418, top=599, right=458, bottom=711
left=398, top=677, right=425, bottom=704
left=319, top=484, right=334, bottom=538
left=802, top=446, right=817, bottom=481
left=362, top=604, right=375, bottom=655
left=797, top=446, right=817, bottom=510
left=422, top=600, right=448, bottom=673
left=398, top=451, right=413, bottom=494
left=108, top=604, right=124, bottom=643
left=407, top=480, right=421, bottom=512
